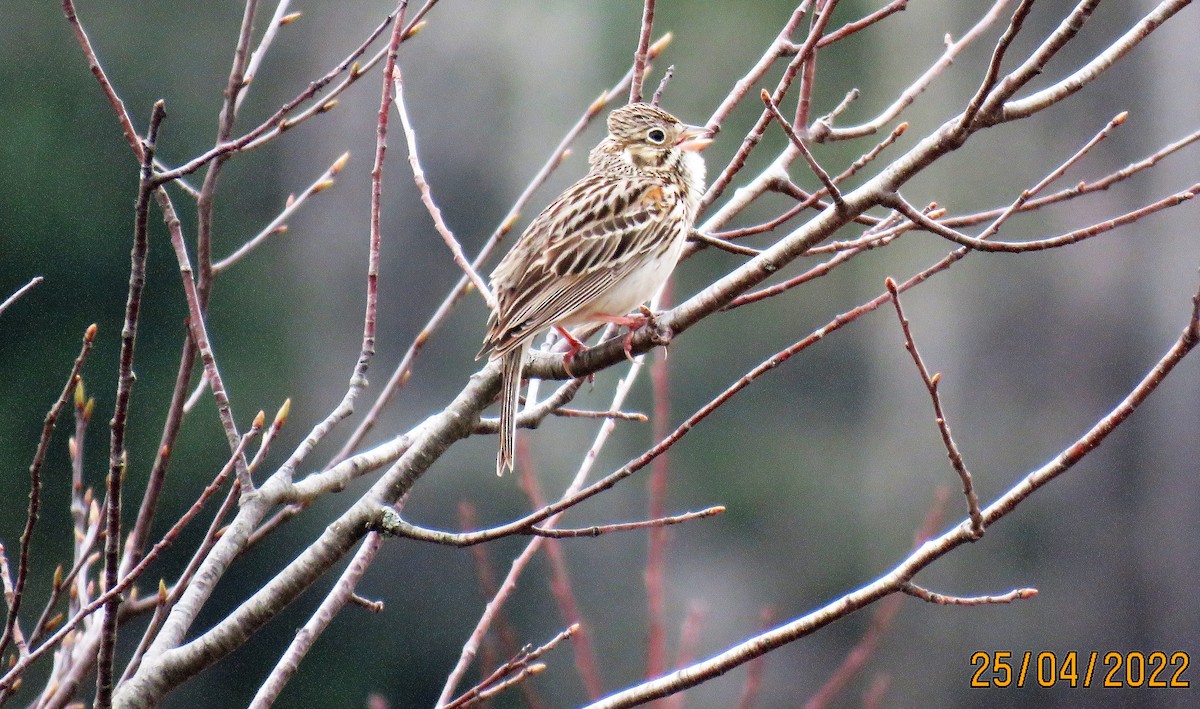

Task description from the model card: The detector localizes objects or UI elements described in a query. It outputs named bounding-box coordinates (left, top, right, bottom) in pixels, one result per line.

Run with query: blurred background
left=2, top=1, right=1198, bottom=707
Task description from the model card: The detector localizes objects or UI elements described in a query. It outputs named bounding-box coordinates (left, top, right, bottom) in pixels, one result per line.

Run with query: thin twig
left=61, top=0, right=143, bottom=158
left=516, top=444, right=602, bottom=700
left=688, top=231, right=762, bottom=256
left=458, top=501, right=543, bottom=708
left=213, top=152, right=350, bottom=272
left=95, top=100, right=166, bottom=708
left=348, top=594, right=384, bottom=613
left=3, top=423, right=257, bottom=695
left=701, top=0, right=839, bottom=212
left=155, top=172, right=251, bottom=482
left=956, top=0, right=1035, bottom=131
left=121, top=479, right=243, bottom=683
left=816, top=0, right=908, bottom=48
left=551, top=406, right=648, bottom=422
left=902, top=583, right=1037, bottom=606
left=392, top=67, right=496, bottom=309
left=0, top=276, right=43, bottom=318
left=650, top=65, right=674, bottom=107
left=0, top=324, right=96, bottom=663
left=445, top=626, right=578, bottom=709
left=530, top=507, right=724, bottom=538
left=0, top=546, right=27, bottom=658
left=974, top=0, right=1103, bottom=123
left=998, top=0, right=1189, bottom=123
left=630, top=0, right=657, bottom=104
left=887, top=186, right=1198, bottom=253
left=152, top=8, right=405, bottom=183
left=793, top=0, right=819, bottom=129
left=811, top=0, right=1014, bottom=142
left=711, top=122, right=907, bottom=244
left=885, top=278, right=983, bottom=537
left=707, top=2, right=810, bottom=132
left=249, top=532, right=384, bottom=708
left=976, top=111, right=1128, bottom=240
left=761, top=89, right=845, bottom=210
left=235, top=0, right=294, bottom=114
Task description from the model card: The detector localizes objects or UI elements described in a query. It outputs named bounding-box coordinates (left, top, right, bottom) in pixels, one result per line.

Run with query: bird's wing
left=479, top=173, right=681, bottom=358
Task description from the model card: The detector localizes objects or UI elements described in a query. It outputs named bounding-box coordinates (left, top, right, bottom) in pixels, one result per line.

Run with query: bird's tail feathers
left=497, top=348, right=525, bottom=476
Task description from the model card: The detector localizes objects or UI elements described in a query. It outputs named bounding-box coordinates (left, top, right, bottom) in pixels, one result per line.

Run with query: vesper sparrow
left=478, top=102, right=712, bottom=475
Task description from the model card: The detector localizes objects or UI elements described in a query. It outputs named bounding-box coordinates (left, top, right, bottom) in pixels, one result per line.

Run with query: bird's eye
left=647, top=128, right=667, bottom=144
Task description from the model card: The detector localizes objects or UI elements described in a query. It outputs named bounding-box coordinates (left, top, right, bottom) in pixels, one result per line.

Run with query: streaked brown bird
left=478, top=102, right=711, bottom=475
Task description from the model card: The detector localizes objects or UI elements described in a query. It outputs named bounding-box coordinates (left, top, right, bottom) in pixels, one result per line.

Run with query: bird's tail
left=497, top=347, right=525, bottom=476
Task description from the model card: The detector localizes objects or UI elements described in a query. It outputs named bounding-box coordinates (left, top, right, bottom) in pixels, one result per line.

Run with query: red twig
left=517, top=443, right=602, bottom=700
left=630, top=0, right=657, bottom=103
left=645, top=286, right=673, bottom=681
left=459, top=501, right=544, bottom=709
left=659, top=602, right=708, bottom=708
left=735, top=607, right=775, bottom=709
left=804, top=491, right=949, bottom=709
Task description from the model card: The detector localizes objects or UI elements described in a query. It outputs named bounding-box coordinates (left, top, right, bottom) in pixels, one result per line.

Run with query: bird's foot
left=555, top=326, right=590, bottom=380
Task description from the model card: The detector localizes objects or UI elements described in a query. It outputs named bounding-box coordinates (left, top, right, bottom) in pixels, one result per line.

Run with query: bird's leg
left=555, top=326, right=588, bottom=378
left=596, top=306, right=658, bottom=362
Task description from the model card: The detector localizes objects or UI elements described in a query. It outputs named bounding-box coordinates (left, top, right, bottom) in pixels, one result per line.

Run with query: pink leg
left=555, top=326, right=587, bottom=378
left=596, top=307, right=657, bottom=361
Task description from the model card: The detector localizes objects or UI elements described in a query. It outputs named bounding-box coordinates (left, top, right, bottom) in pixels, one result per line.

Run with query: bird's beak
left=676, top=124, right=714, bottom=152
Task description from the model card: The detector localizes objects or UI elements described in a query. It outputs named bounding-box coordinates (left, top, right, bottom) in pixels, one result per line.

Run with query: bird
left=478, top=102, right=712, bottom=475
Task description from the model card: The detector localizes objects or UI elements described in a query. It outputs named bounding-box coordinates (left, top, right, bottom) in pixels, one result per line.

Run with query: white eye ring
left=647, top=128, right=667, bottom=144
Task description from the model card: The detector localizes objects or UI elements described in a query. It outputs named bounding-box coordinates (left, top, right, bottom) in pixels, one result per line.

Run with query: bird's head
left=597, top=103, right=713, bottom=171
